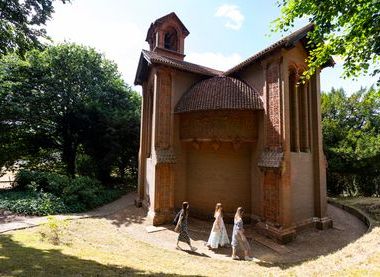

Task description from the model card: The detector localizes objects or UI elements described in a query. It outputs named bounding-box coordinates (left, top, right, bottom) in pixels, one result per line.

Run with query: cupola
left=145, top=12, right=189, bottom=61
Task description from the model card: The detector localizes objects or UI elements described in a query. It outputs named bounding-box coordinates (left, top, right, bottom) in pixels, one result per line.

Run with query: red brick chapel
left=134, top=12, right=333, bottom=243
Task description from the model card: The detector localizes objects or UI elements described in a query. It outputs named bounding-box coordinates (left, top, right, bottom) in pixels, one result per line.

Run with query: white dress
left=206, top=212, right=230, bottom=249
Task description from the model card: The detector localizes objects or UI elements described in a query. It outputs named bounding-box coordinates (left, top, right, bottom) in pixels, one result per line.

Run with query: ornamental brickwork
left=266, top=62, right=282, bottom=149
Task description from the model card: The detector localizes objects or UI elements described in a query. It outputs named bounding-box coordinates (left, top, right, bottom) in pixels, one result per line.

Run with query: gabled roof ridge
left=142, top=49, right=223, bottom=75
left=224, top=23, right=315, bottom=76
left=134, top=49, right=223, bottom=85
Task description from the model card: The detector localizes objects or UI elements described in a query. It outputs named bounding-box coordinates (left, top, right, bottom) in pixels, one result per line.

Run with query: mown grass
left=0, top=214, right=379, bottom=277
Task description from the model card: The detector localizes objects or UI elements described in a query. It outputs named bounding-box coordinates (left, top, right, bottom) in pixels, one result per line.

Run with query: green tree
left=273, top=0, right=380, bottom=82
left=0, top=0, right=69, bottom=57
left=0, top=43, right=141, bottom=181
left=322, top=87, right=380, bottom=196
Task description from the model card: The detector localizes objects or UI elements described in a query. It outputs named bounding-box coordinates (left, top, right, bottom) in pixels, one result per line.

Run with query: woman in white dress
left=206, top=203, right=230, bottom=249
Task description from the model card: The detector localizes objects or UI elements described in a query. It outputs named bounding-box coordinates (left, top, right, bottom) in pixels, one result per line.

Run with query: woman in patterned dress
left=206, top=203, right=230, bottom=249
left=231, top=207, right=252, bottom=261
left=174, top=202, right=197, bottom=251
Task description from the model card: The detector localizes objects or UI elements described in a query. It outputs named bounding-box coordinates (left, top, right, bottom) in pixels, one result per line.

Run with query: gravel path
left=0, top=192, right=368, bottom=263
left=100, top=193, right=368, bottom=263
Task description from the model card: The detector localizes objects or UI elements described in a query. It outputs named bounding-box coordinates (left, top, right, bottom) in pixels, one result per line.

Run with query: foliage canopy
left=274, top=0, right=380, bottom=83
left=322, top=87, right=380, bottom=196
left=0, top=0, right=69, bottom=57
left=0, top=43, right=140, bottom=182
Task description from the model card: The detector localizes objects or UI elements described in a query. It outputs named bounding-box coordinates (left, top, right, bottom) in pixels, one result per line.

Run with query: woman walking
left=231, top=207, right=252, bottom=261
left=206, top=203, right=230, bottom=249
left=174, top=202, right=197, bottom=251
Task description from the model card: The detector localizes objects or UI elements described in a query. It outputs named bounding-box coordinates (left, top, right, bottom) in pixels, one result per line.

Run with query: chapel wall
left=230, top=65, right=265, bottom=219
left=171, top=71, right=205, bottom=209
left=179, top=110, right=259, bottom=220
left=290, top=152, right=315, bottom=223
left=186, top=142, right=252, bottom=220
left=285, top=43, right=316, bottom=222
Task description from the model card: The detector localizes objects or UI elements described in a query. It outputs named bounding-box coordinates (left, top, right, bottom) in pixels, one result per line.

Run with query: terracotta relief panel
left=156, top=70, right=172, bottom=149
left=155, top=164, right=174, bottom=211
left=180, top=110, right=258, bottom=141
left=263, top=171, right=280, bottom=223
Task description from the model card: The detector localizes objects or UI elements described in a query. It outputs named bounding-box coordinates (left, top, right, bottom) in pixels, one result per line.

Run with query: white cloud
left=215, top=4, right=244, bottom=30
left=186, top=52, right=242, bottom=71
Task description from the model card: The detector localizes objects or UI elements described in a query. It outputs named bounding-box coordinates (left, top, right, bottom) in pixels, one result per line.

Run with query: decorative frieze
left=258, top=150, right=284, bottom=169
left=180, top=110, right=258, bottom=142
left=153, top=149, right=176, bottom=164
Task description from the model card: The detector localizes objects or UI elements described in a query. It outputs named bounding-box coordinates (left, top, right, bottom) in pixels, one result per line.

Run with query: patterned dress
left=207, top=212, right=230, bottom=248
left=231, top=217, right=250, bottom=251
left=177, top=209, right=191, bottom=245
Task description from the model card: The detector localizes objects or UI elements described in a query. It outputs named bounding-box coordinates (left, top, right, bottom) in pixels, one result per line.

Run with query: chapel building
left=134, top=12, right=333, bottom=243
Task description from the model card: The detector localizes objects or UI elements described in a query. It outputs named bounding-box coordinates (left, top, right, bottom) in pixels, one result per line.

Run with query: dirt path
left=0, top=192, right=368, bottom=264
left=100, top=193, right=368, bottom=263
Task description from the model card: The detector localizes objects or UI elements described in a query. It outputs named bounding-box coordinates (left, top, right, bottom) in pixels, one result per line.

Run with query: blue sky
left=46, top=0, right=378, bottom=93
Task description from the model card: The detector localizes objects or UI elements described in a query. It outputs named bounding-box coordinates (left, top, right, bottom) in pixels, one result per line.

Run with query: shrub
left=6, top=170, right=124, bottom=215
left=62, top=176, right=104, bottom=211
left=0, top=190, right=69, bottom=216
left=39, top=216, right=69, bottom=245
left=76, top=154, right=97, bottom=178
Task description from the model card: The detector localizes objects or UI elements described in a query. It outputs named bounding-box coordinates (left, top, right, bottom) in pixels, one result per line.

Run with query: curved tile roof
left=175, top=77, right=264, bottom=113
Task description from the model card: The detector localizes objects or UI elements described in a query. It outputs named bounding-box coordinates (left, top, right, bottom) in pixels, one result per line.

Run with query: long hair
left=214, top=203, right=223, bottom=218
left=182, top=201, right=189, bottom=216
left=234, top=207, right=244, bottom=220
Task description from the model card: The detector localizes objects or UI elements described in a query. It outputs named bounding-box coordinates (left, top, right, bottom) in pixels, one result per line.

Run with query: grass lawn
left=0, top=200, right=379, bottom=276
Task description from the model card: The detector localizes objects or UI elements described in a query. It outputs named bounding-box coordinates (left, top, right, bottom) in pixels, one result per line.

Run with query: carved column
left=310, top=71, right=332, bottom=229
left=151, top=67, right=176, bottom=225
left=301, top=82, right=310, bottom=152
left=136, top=83, right=149, bottom=206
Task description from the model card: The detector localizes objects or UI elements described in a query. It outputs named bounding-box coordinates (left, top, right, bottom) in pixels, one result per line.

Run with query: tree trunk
left=62, top=127, right=77, bottom=178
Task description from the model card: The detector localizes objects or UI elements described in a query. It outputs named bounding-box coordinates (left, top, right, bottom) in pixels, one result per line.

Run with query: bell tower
left=145, top=12, right=189, bottom=61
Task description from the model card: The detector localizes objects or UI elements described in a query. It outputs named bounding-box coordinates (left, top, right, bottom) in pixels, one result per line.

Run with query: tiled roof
left=146, top=12, right=190, bottom=42
left=224, top=24, right=315, bottom=76
left=258, top=150, right=284, bottom=168
left=134, top=50, right=222, bottom=85
left=174, top=76, right=263, bottom=113
left=143, top=50, right=222, bottom=76
left=135, top=22, right=333, bottom=86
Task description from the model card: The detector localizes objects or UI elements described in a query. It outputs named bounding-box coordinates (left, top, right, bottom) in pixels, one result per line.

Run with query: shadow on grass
left=0, top=234, right=200, bottom=276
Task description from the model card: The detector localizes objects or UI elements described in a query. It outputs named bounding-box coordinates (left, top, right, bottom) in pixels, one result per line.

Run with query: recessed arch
left=163, top=26, right=178, bottom=51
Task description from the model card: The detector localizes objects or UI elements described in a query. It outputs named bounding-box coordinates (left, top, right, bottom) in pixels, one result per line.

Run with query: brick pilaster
left=151, top=67, right=176, bottom=225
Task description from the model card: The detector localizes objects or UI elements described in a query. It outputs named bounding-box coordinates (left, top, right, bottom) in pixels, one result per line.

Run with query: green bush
left=0, top=191, right=69, bottom=216
left=62, top=176, right=105, bottom=211
left=76, top=154, right=97, bottom=178
left=14, top=170, right=47, bottom=190
left=3, top=170, right=124, bottom=215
